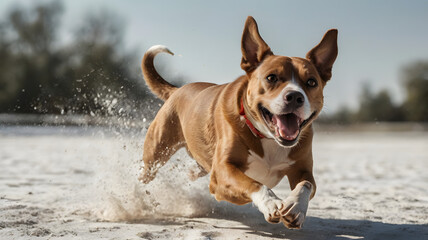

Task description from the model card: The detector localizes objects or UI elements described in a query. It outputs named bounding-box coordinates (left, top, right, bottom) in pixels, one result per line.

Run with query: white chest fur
left=244, top=138, right=295, bottom=189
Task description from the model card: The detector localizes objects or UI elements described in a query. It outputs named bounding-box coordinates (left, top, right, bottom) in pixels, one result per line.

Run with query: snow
left=0, top=125, right=427, bottom=239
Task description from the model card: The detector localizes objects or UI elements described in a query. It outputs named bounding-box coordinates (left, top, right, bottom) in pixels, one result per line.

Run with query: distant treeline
left=320, top=61, right=428, bottom=123
left=0, top=1, right=165, bottom=120
left=0, top=1, right=427, bottom=123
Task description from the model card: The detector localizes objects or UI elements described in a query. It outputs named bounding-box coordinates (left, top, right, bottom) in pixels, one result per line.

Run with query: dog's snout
left=284, top=91, right=304, bottom=108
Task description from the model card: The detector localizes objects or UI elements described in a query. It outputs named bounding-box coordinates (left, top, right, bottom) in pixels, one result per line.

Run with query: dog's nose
left=284, top=91, right=304, bottom=108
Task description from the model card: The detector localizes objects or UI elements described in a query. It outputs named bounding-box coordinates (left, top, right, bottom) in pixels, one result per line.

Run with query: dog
left=139, top=16, right=337, bottom=229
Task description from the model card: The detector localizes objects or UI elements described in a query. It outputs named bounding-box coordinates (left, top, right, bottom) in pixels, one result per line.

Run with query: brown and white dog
left=139, top=16, right=338, bottom=229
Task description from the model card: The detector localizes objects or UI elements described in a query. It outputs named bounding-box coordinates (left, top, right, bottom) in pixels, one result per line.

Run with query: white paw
left=251, top=186, right=284, bottom=224
left=280, top=195, right=308, bottom=229
left=279, top=181, right=312, bottom=229
left=252, top=182, right=312, bottom=228
left=260, top=197, right=285, bottom=223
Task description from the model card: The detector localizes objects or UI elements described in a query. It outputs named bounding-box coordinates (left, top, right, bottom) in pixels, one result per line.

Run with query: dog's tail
left=141, top=45, right=177, bottom=101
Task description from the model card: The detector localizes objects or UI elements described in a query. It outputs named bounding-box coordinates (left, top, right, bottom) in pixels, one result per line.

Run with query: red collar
left=239, top=100, right=266, bottom=138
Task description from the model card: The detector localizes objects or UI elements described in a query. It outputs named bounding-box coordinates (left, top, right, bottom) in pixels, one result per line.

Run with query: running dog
left=139, top=16, right=338, bottom=229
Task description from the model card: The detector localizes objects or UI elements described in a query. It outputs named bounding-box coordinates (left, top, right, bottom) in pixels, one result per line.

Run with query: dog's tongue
left=272, top=114, right=300, bottom=141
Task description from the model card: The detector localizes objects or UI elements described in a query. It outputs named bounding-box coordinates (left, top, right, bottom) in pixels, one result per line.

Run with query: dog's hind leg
left=138, top=106, right=185, bottom=184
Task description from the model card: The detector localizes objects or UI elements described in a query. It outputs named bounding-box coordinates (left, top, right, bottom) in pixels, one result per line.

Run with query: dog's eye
left=306, top=78, right=318, bottom=87
left=266, top=74, right=278, bottom=83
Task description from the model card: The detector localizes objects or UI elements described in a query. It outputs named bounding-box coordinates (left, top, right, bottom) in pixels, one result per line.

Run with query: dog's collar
left=239, top=99, right=266, bottom=138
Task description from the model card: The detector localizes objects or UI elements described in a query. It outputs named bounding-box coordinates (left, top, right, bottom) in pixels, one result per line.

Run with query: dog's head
left=241, top=16, right=338, bottom=147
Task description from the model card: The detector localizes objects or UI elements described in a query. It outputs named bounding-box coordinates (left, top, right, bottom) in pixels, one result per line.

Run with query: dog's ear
left=241, top=16, right=273, bottom=73
left=306, top=29, right=338, bottom=82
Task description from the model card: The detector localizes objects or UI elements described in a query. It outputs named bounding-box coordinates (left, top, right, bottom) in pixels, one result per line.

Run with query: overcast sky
left=1, top=0, right=428, bottom=113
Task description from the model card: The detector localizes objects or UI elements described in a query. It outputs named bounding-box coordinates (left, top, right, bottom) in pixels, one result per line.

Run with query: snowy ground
left=0, top=125, right=427, bottom=239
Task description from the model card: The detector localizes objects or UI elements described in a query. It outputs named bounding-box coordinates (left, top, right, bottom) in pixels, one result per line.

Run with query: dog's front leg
left=250, top=185, right=289, bottom=224
left=280, top=170, right=316, bottom=229
left=280, top=180, right=313, bottom=229
left=209, top=162, right=286, bottom=224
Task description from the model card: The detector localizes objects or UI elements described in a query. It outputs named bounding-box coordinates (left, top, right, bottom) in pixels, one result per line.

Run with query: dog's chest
left=244, top=139, right=294, bottom=189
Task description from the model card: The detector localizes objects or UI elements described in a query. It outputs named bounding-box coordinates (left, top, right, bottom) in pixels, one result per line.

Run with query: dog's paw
left=252, top=184, right=311, bottom=226
left=260, top=198, right=285, bottom=224
left=278, top=181, right=313, bottom=229
left=251, top=186, right=284, bottom=224
left=279, top=196, right=307, bottom=229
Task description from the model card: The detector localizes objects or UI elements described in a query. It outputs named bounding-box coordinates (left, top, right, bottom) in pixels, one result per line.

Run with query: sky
left=1, top=0, right=428, bottom=113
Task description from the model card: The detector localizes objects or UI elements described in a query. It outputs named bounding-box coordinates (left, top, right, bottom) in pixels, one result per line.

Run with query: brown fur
left=139, top=16, right=337, bottom=224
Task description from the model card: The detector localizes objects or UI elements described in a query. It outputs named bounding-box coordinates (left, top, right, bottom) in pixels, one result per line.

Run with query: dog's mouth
left=259, top=104, right=316, bottom=147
